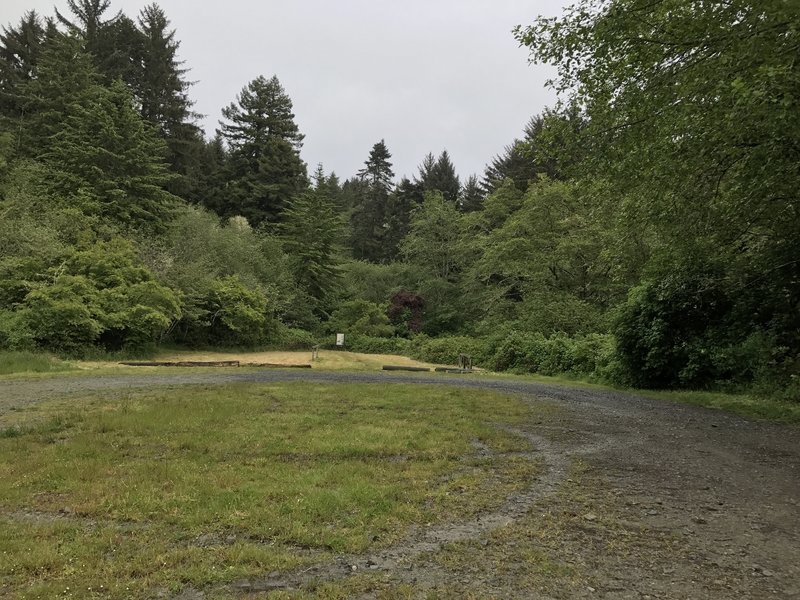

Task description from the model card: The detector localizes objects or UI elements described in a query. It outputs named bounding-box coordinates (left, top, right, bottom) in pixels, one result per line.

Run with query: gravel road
left=1, top=369, right=798, bottom=599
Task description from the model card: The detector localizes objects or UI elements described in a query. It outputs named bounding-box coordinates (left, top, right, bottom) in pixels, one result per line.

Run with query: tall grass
left=0, top=351, right=75, bottom=375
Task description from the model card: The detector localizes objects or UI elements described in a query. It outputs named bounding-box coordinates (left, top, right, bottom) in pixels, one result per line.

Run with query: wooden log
left=434, top=367, right=475, bottom=374
left=382, top=365, right=431, bottom=372
left=247, top=363, right=312, bottom=369
left=119, top=360, right=240, bottom=367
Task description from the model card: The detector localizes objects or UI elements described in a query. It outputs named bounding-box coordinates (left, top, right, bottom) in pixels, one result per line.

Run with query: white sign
left=335, top=333, right=345, bottom=347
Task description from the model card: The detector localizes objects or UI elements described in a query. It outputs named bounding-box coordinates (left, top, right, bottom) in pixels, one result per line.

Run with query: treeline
left=0, top=0, right=797, bottom=399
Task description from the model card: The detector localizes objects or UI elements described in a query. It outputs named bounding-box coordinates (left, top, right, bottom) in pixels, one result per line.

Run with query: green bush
left=275, top=327, right=318, bottom=350
left=201, top=276, right=271, bottom=347
left=327, top=300, right=394, bottom=338
left=18, top=240, right=181, bottom=353
left=22, top=275, right=104, bottom=352
left=410, top=336, right=491, bottom=366
left=489, top=331, right=616, bottom=378
left=0, top=310, right=33, bottom=351
left=614, top=271, right=733, bottom=388
left=326, top=335, right=411, bottom=355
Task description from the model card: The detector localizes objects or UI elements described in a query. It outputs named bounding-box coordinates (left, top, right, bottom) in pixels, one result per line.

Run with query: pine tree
left=383, top=177, right=424, bottom=260
left=136, top=3, right=202, bottom=197
left=56, top=0, right=121, bottom=44
left=482, top=115, right=554, bottom=194
left=12, top=34, right=99, bottom=157
left=350, top=140, right=394, bottom=262
left=18, top=36, right=177, bottom=230
left=280, top=165, right=342, bottom=316
left=459, top=174, right=484, bottom=212
left=193, top=134, right=228, bottom=213
left=45, top=77, right=177, bottom=230
left=357, top=139, right=393, bottom=188
left=416, top=150, right=460, bottom=203
left=0, top=11, right=52, bottom=119
left=218, top=75, right=307, bottom=225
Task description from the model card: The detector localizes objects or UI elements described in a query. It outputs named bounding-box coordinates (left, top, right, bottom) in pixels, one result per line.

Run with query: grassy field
left=0, top=351, right=75, bottom=376
left=0, top=382, right=537, bottom=599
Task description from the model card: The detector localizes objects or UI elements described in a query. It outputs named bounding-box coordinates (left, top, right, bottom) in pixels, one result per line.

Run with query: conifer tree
left=383, top=177, right=424, bottom=260
left=218, top=75, right=307, bottom=225
left=193, top=134, right=228, bottom=213
left=0, top=11, right=53, bottom=119
left=19, top=36, right=176, bottom=231
left=56, top=0, right=121, bottom=45
left=459, top=174, right=484, bottom=212
left=417, top=150, right=460, bottom=203
left=350, top=140, right=394, bottom=262
left=483, top=116, right=549, bottom=194
left=136, top=3, right=202, bottom=197
left=281, top=165, right=342, bottom=316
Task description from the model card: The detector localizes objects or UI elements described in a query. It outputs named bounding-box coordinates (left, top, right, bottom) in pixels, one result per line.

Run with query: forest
left=0, top=0, right=797, bottom=400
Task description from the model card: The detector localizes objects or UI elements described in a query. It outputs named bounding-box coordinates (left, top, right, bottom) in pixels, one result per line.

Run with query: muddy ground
left=1, top=370, right=798, bottom=599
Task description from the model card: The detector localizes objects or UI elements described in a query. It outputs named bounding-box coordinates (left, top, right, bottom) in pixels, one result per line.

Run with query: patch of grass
left=0, top=382, right=538, bottom=599
left=0, top=351, right=75, bottom=376
left=640, top=388, right=800, bottom=424
left=478, top=371, right=800, bottom=424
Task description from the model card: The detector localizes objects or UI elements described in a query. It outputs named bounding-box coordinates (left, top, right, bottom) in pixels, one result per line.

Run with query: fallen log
left=247, top=363, right=312, bottom=369
left=382, top=365, right=431, bottom=372
left=119, top=360, right=241, bottom=367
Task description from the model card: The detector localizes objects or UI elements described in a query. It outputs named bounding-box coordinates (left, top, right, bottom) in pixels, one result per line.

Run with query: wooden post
left=458, top=354, right=472, bottom=371
left=311, top=345, right=320, bottom=361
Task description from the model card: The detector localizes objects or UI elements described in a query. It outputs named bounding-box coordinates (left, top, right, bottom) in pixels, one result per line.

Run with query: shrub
left=324, top=335, right=411, bottom=355
left=202, top=276, right=270, bottom=346
left=22, top=275, right=104, bottom=352
left=489, top=331, right=616, bottom=378
left=327, top=300, right=394, bottom=338
left=275, top=327, right=318, bottom=350
left=410, top=336, right=491, bottom=366
left=614, top=272, right=732, bottom=388
left=0, top=310, right=33, bottom=351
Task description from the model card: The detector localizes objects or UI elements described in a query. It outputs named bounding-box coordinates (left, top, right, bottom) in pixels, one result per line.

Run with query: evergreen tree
left=55, top=0, right=121, bottom=44
left=17, top=36, right=177, bottom=231
left=136, top=3, right=202, bottom=197
left=383, top=177, right=424, bottom=260
left=459, top=174, right=484, bottom=212
left=12, top=34, right=99, bottom=157
left=218, top=75, right=307, bottom=225
left=417, top=149, right=460, bottom=203
left=357, top=139, right=393, bottom=187
left=0, top=11, right=53, bottom=120
left=280, top=165, right=342, bottom=316
left=350, top=140, right=394, bottom=262
left=45, top=77, right=178, bottom=230
left=193, top=134, right=228, bottom=213
left=482, top=115, right=564, bottom=194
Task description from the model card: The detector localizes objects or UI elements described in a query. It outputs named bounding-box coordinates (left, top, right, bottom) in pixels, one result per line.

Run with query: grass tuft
left=0, top=351, right=75, bottom=375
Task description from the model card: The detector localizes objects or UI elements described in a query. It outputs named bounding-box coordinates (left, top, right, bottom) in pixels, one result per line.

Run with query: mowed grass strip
left=0, top=382, right=536, bottom=599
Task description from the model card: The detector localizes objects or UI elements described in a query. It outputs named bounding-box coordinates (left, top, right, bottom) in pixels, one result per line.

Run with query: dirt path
left=2, top=370, right=798, bottom=599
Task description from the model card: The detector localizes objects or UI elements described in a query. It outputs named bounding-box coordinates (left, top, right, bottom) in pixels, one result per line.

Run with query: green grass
left=640, top=388, right=800, bottom=423
left=470, top=370, right=800, bottom=424
left=0, top=351, right=75, bottom=376
left=0, top=382, right=538, bottom=599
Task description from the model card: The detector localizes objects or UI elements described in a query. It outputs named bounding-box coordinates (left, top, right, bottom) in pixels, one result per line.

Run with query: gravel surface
left=1, top=369, right=798, bottom=599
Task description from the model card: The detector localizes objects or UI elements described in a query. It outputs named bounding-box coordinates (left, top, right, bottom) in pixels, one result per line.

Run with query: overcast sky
left=2, top=0, right=567, bottom=181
